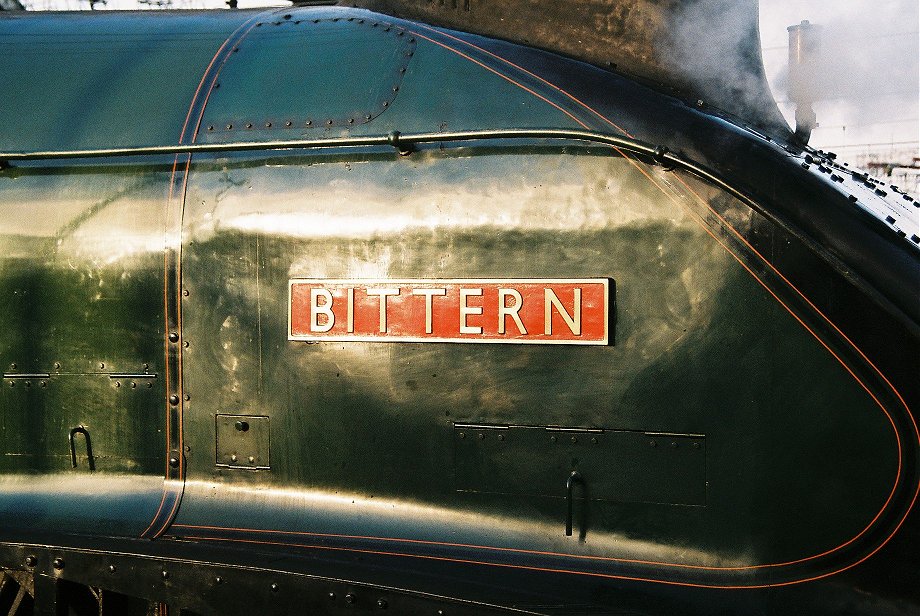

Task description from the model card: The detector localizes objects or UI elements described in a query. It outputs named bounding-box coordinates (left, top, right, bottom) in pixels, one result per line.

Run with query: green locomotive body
left=1, top=3, right=917, bottom=614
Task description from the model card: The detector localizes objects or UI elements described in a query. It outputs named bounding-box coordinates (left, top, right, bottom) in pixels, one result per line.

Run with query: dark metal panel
left=453, top=424, right=706, bottom=506
left=215, top=415, right=270, bottom=469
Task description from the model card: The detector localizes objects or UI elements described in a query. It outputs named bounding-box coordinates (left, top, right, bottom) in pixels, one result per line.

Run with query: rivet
left=571, top=436, right=577, bottom=444
left=458, top=432, right=465, bottom=439
left=52, top=558, right=65, bottom=570
left=550, top=435, right=557, bottom=443
left=226, top=124, right=233, bottom=130
left=696, top=99, right=704, bottom=107
left=649, top=439, right=657, bottom=447
left=271, top=583, right=279, bottom=592
left=168, top=332, right=179, bottom=343
left=326, top=119, right=333, bottom=125
left=8, top=381, right=13, bottom=387
left=169, top=456, right=180, bottom=468
left=248, top=456, right=255, bottom=464
left=207, top=125, right=214, bottom=131
left=328, top=592, right=336, bottom=600
left=25, top=556, right=36, bottom=567
left=162, top=570, right=169, bottom=580
left=397, top=30, right=403, bottom=36
left=345, top=593, right=356, bottom=604
left=365, top=114, right=372, bottom=121
left=230, top=454, right=238, bottom=463
left=285, top=121, right=293, bottom=127
left=377, top=598, right=389, bottom=609
left=147, top=382, right=153, bottom=388
left=498, top=434, right=505, bottom=441
left=183, top=341, right=190, bottom=348
left=591, top=437, right=598, bottom=444
left=399, top=67, right=406, bottom=73
left=383, top=101, right=389, bottom=107
left=184, top=394, right=190, bottom=401
left=144, top=363, right=149, bottom=369
left=265, top=122, right=272, bottom=128
left=169, top=394, right=179, bottom=405
left=54, top=362, right=61, bottom=369
left=24, top=381, right=30, bottom=388
left=670, top=441, right=678, bottom=448
left=100, top=362, right=105, bottom=369
left=131, top=382, right=137, bottom=389
left=246, top=123, right=253, bottom=129
left=232, top=47, right=239, bottom=52
left=213, top=82, right=220, bottom=89
left=348, top=118, right=355, bottom=124
left=306, top=120, right=313, bottom=126
left=478, top=433, right=485, bottom=440
left=115, top=381, right=121, bottom=388
left=109, top=564, right=117, bottom=573
left=235, top=421, right=249, bottom=432
left=10, top=363, right=16, bottom=369
left=693, top=442, right=701, bottom=449
left=215, top=576, right=223, bottom=584
left=40, top=381, right=47, bottom=388
left=393, top=86, right=399, bottom=92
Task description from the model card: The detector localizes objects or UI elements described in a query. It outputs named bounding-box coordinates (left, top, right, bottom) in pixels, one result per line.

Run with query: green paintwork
left=0, top=5, right=916, bottom=604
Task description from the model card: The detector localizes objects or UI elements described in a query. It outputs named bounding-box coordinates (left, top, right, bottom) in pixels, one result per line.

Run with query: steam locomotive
left=1, top=1, right=917, bottom=614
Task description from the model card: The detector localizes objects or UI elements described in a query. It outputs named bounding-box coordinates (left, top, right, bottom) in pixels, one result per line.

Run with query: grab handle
left=69, top=425, right=95, bottom=471
left=565, top=470, right=583, bottom=536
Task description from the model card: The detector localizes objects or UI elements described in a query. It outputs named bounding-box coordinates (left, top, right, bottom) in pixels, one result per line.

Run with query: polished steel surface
left=0, top=5, right=917, bottom=614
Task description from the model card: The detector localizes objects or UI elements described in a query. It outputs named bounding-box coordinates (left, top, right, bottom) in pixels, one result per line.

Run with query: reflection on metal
left=68, top=426, right=95, bottom=472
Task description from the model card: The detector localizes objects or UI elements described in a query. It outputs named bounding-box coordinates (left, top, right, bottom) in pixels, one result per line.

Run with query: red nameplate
left=289, top=279, right=610, bottom=345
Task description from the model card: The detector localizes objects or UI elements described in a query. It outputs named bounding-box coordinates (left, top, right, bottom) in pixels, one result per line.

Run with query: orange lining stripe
left=414, top=31, right=919, bottom=569
left=410, top=32, right=590, bottom=130
left=162, top=15, right=917, bottom=583
left=141, top=10, right=272, bottom=539
left=411, top=23, right=634, bottom=138
left=176, top=533, right=910, bottom=590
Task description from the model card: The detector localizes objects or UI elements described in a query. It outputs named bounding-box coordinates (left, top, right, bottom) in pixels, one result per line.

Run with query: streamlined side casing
left=0, top=5, right=917, bottom=614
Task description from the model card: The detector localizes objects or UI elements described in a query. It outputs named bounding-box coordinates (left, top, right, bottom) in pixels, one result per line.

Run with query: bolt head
left=271, top=583, right=279, bottom=592
left=168, top=332, right=179, bottom=343
left=25, top=556, right=36, bottom=567
left=345, top=593, right=356, bottom=604
left=377, top=598, right=388, bottom=609
left=52, top=557, right=64, bottom=570
left=169, top=456, right=180, bottom=468
left=109, top=565, right=117, bottom=573
left=169, top=394, right=180, bottom=405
